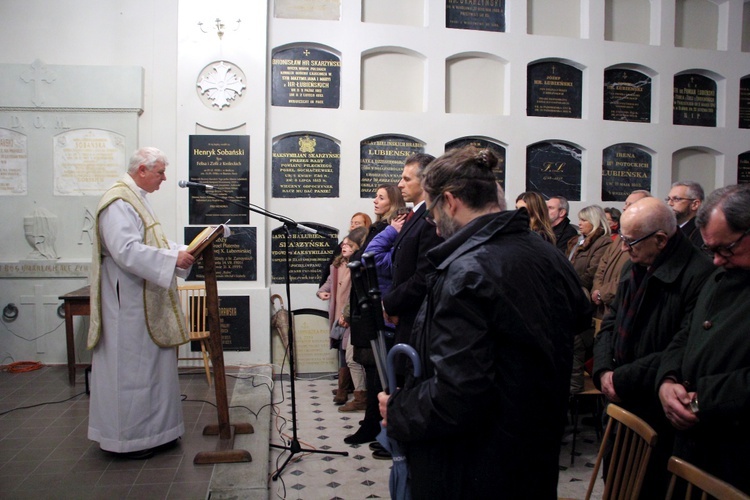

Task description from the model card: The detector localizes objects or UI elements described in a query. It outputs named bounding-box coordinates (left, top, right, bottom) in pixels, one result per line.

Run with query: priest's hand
left=176, top=250, right=195, bottom=269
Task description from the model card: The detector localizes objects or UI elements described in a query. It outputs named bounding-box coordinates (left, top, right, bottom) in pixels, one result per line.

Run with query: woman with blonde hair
left=567, top=204, right=610, bottom=394
left=516, top=191, right=556, bottom=245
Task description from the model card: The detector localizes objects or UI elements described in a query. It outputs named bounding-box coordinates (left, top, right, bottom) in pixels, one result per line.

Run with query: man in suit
left=666, top=180, right=705, bottom=248
left=382, top=153, right=442, bottom=360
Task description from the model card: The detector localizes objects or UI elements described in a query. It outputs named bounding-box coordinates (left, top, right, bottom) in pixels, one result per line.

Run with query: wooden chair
left=176, top=283, right=212, bottom=386
left=585, top=403, right=658, bottom=500
left=569, top=372, right=605, bottom=464
left=665, top=456, right=750, bottom=500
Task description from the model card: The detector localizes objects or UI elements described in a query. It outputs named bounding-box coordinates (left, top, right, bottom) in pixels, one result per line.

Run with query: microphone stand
left=187, top=187, right=348, bottom=480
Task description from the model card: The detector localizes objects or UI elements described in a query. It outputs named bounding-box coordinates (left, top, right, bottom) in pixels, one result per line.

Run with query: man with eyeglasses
left=657, top=184, right=750, bottom=494
left=378, top=146, right=591, bottom=498
left=593, top=196, right=713, bottom=496
left=666, top=181, right=705, bottom=249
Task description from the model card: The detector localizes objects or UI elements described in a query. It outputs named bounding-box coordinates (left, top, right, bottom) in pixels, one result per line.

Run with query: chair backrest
left=585, top=403, right=658, bottom=500
left=665, top=456, right=750, bottom=500
left=177, top=283, right=209, bottom=340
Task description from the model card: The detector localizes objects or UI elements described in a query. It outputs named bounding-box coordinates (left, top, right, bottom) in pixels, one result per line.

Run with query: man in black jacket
left=547, top=195, right=579, bottom=253
left=382, top=153, right=442, bottom=356
left=379, top=146, right=591, bottom=499
left=666, top=180, right=705, bottom=249
left=593, top=196, right=713, bottom=497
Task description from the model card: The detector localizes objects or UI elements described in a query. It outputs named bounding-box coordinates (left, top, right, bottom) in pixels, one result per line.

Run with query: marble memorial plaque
left=740, top=77, right=750, bottom=129
left=601, top=144, right=652, bottom=201
left=53, top=129, right=126, bottom=195
left=272, top=134, right=339, bottom=198
left=185, top=226, right=257, bottom=281
left=673, top=74, right=716, bottom=127
left=527, top=62, right=582, bottom=119
left=271, top=224, right=338, bottom=284
left=739, top=152, right=750, bottom=185
left=188, top=135, right=250, bottom=225
left=217, top=295, right=250, bottom=351
left=272, top=47, right=340, bottom=108
left=0, top=128, right=27, bottom=195
left=360, top=135, right=424, bottom=198
left=603, top=69, right=651, bottom=122
left=446, top=0, right=505, bottom=32
left=526, top=141, right=581, bottom=201
left=274, top=0, right=341, bottom=21
left=445, top=137, right=506, bottom=190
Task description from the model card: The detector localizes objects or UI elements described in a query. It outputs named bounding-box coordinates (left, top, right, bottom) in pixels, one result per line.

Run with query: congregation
left=315, top=146, right=750, bottom=497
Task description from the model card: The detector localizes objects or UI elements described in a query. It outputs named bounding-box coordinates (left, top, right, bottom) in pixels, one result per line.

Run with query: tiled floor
left=269, top=376, right=604, bottom=499
left=0, top=365, right=603, bottom=499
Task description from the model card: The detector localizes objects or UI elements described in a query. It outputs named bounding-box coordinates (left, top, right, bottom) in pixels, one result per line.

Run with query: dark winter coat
left=386, top=210, right=592, bottom=499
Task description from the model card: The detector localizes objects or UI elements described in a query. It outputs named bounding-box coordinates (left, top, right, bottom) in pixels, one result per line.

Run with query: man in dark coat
left=547, top=195, right=579, bottom=253
left=382, top=153, right=442, bottom=358
left=378, top=147, right=592, bottom=499
left=666, top=180, right=705, bottom=249
left=658, top=184, right=750, bottom=495
left=593, top=197, right=713, bottom=497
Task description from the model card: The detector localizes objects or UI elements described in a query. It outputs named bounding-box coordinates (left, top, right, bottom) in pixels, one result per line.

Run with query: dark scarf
left=613, top=232, right=680, bottom=364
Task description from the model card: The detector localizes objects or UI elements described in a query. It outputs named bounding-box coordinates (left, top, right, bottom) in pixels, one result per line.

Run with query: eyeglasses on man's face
left=664, top=196, right=695, bottom=204
left=618, top=229, right=658, bottom=250
left=425, top=193, right=444, bottom=226
left=701, top=227, right=750, bottom=258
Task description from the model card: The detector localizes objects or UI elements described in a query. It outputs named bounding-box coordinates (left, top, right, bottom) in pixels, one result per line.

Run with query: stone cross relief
left=20, top=59, right=57, bottom=107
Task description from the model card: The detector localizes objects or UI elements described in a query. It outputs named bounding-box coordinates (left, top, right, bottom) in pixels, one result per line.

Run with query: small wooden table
left=59, top=285, right=90, bottom=385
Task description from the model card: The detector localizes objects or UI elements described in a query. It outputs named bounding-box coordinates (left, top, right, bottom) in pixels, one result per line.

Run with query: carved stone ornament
left=196, top=61, right=246, bottom=110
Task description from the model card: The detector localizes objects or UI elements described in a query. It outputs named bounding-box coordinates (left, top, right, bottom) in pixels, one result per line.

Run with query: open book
left=186, top=219, right=231, bottom=256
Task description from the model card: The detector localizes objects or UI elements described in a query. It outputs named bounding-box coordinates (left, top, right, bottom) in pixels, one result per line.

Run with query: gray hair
left=127, top=147, right=169, bottom=174
left=550, top=196, right=570, bottom=215
left=696, top=184, right=750, bottom=231
left=578, top=205, right=610, bottom=236
left=671, top=181, right=705, bottom=202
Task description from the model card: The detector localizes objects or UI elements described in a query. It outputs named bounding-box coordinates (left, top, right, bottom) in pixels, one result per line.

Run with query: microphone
left=178, top=180, right=214, bottom=190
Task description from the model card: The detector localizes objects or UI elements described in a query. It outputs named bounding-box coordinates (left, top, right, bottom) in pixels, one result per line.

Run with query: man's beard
left=436, top=205, right=461, bottom=239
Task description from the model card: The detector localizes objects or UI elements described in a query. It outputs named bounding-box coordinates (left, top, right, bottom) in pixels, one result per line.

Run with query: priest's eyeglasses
left=701, top=227, right=750, bottom=258
left=618, top=230, right=658, bottom=250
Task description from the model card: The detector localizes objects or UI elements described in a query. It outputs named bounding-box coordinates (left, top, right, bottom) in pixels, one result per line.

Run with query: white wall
left=0, top=0, right=749, bottom=368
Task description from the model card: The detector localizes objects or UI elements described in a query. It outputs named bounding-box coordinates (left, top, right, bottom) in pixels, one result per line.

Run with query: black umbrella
left=376, top=343, right=421, bottom=500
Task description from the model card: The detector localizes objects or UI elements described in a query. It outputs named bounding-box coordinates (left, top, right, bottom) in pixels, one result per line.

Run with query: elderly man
left=592, top=196, right=713, bottom=496
left=88, top=147, right=194, bottom=459
left=591, top=190, right=651, bottom=316
left=657, top=184, right=750, bottom=494
left=666, top=180, right=705, bottom=248
left=379, top=146, right=591, bottom=498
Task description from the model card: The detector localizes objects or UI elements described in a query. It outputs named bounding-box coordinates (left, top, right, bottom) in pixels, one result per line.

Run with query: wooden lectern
left=189, top=228, right=253, bottom=464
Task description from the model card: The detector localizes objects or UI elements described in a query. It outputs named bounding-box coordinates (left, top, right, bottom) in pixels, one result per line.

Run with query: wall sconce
left=198, top=18, right=241, bottom=40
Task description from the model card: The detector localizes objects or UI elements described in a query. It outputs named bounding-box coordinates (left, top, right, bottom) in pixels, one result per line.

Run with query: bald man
left=592, top=197, right=713, bottom=497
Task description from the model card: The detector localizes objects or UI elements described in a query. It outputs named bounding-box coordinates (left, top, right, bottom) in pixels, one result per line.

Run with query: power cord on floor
left=4, top=361, right=44, bottom=373
left=0, top=390, right=86, bottom=416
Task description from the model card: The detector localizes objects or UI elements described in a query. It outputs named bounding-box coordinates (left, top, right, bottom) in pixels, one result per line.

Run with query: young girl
left=317, top=226, right=368, bottom=407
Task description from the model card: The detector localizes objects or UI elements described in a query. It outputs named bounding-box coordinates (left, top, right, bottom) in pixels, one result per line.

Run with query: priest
left=87, top=147, right=195, bottom=459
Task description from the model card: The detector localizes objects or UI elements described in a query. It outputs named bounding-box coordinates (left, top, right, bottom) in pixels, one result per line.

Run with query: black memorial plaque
left=526, top=141, right=582, bottom=201
left=527, top=62, right=582, bottom=118
left=673, top=74, right=717, bottom=127
left=445, top=137, right=506, bottom=190
left=603, top=69, right=651, bottom=122
left=185, top=226, right=257, bottom=281
left=739, top=152, right=750, bottom=184
left=740, top=77, right=750, bottom=129
left=272, top=134, right=339, bottom=198
left=272, top=47, right=340, bottom=108
left=271, top=224, right=338, bottom=284
left=446, top=0, right=505, bottom=33
left=601, top=144, right=652, bottom=201
left=188, top=135, right=249, bottom=225
left=217, top=295, right=250, bottom=351
left=360, top=135, right=424, bottom=198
